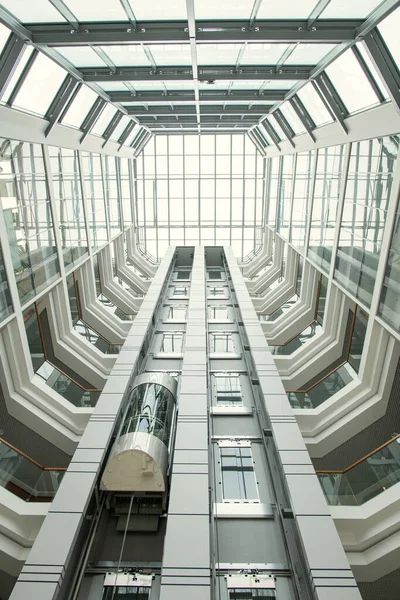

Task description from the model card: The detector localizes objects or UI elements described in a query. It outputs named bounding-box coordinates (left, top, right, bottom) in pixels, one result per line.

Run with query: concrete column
left=159, top=246, right=210, bottom=600
left=10, top=248, right=175, bottom=600
left=225, top=246, right=362, bottom=600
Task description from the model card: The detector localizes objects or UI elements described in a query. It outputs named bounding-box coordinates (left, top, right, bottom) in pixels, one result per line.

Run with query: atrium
left=0, top=1, right=400, bottom=599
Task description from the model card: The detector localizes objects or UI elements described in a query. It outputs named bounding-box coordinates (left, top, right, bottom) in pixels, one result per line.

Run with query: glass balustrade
left=288, top=364, right=354, bottom=409
left=259, top=295, right=298, bottom=323
left=270, top=322, right=322, bottom=355
left=318, top=437, right=400, bottom=506
left=73, top=320, right=121, bottom=354
left=36, top=361, right=100, bottom=407
left=0, top=439, right=65, bottom=501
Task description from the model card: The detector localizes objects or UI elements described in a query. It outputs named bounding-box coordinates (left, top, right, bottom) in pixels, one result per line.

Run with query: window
left=215, top=375, right=242, bottom=405
left=208, top=270, right=222, bottom=279
left=173, top=286, right=189, bottom=297
left=167, top=306, right=186, bottom=321
left=210, top=333, right=234, bottom=353
left=208, top=306, right=229, bottom=321
left=220, top=445, right=258, bottom=501
left=175, top=270, right=191, bottom=280
left=228, top=589, right=275, bottom=599
left=209, top=286, right=225, bottom=297
left=160, top=333, right=184, bottom=353
left=103, top=587, right=150, bottom=600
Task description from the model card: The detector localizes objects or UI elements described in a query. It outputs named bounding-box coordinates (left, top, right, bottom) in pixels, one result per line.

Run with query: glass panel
left=268, top=116, right=286, bottom=141
left=270, top=322, right=322, bottom=356
left=334, top=136, right=399, bottom=308
left=167, top=306, right=186, bottom=321
left=326, top=50, right=379, bottom=114
left=54, top=46, right=106, bottom=68
left=0, top=140, right=60, bottom=304
left=91, top=104, right=118, bottom=136
left=195, top=0, right=254, bottom=19
left=316, top=275, right=328, bottom=325
left=66, top=0, right=127, bottom=21
left=276, top=155, right=293, bottom=239
left=379, top=187, right=400, bottom=331
left=175, top=270, right=191, bottom=280
left=173, top=286, right=189, bottom=297
left=290, top=151, right=314, bottom=250
left=12, top=54, right=67, bottom=117
left=197, top=44, right=242, bottom=66
left=286, top=44, right=337, bottom=65
left=257, top=0, right=316, bottom=18
left=318, top=437, right=400, bottom=506
left=279, top=103, right=305, bottom=135
left=74, top=320, right=121, bottom=354
left=357, top=43, right=390, bottom=100
left=61, top=86, right=98, bottom=128
left=120, top=158, right=133, bottom=228
left=210, top=333, right=234, bottom=353
left=348, top=308, right=368, bottom=373
left=229, top=590, right=275, bottom=599
left=48, top=147, right=88, bottom=269
left=0, top=24, right=10, bottom=54
left=321, top=0, right=382, bottom=18
left=103, top=587, right=150, bottom=600
left=208, top=286, right=226, bottom=297
left=208, top=270, right=223, bottom=279
left=98, top=45, right=149, bottom=66
left=36, top=361, right=100, bottom=407
left=0, top=245, right=12, bottom=321
left=129, top=0, right=187, bottom=20
left=0, top=46, right=35, bottom=105
left=0, top=0, right=65, bottom=22
left=240, top=44, right=290, bottom=65
left=110, top=116, right=131, bottom=142
left=215, top=375, right=242, bottom=404
left=146, top=44, right=191, bottom=66
left=220, top=446, right=258, bottom=500
left=259, top=295, right=298, bottom=323
left=208, top=306, right=229, bottom=320
left=288, top=364, right=354, bottom=409
left=0, top=439, right=64, bottom=502
left=308, top=145, right=345, bottom=273
left=267, top=157, right=280, bottom=229
left=298, top=83, right=333, bottom=126
left=23, top=305, right=45, bottom=372
left=81, top=152, right=108, bottom=250
left=378, top=6, right=400, bottom=67
left=160, top=333, right=184, bottom=353
left=103, top=156, right=122, bottom=237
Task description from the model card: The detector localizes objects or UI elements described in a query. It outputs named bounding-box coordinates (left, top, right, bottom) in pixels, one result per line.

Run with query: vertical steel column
left=159, top=246, right=210, bottom=599
left=9, top=249, right=174, bottom=600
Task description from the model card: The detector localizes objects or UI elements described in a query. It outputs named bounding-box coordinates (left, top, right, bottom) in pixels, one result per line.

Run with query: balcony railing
left=270, top=321, right=322, bottom=355
left=0, top=438, right=66, bottom=502
left=36, top=361, right=101, bottom=407
left=317, top=435, right=400, bottom=506
left=288, top=364, right=354, bottom=409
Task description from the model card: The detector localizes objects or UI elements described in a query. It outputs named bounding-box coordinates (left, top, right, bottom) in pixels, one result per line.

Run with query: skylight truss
left=0, top=0, right=400, bottom=142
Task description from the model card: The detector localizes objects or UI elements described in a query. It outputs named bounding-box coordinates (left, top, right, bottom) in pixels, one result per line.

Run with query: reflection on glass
left=348, top=308, right=368, bottom=373
left=0, top=245, right=12, bottom=321
left=308, top=145, right=345, bottom=273
left=120, top=157, right=133, bottom=228
left=290, top=151, right=314, bottom=250
left=0, top=439, right=65, bottom=502
left=102, top=587, right=150, bottom=600
left=215, top=375, right=242, bottom=404
left=103, top=156, right=122, bottom=237
left=208, top=306, right=229, bottom=321
left=335, top=136, right=399, bottom=308
left=120, top=381, right=175, bottom=448
left=319, top=437, right=400, bottom=506
left=81, top=152, right=108, bottom=250
left=0, top=140, right=60, bottom=304
left=210, top=333, right=234, bottom=353
left=270, top=322, right=322, bottom=356
left=316, top=275, right=328, bottom=325
left=379, top=196, right=400, bottom=331
left=23, top=304, right=45, bottom=372
left=266, top=157, right=280, bottom=230
left=167, top=306, right=186, bottom=321
left=259, top=295, right=298, bottom=323
left=298, top=82, right=333, bottom=126
left=220, top=446, right=258, bottom=500
left=208, top=286, right=226, bottom=297
left=276, top=154, right=293, bottom=239
left=288, top=364, right=354, bottom=409
left=49, top=147, right=88, bottom=269
left=36, top=361, right=100, bottom=407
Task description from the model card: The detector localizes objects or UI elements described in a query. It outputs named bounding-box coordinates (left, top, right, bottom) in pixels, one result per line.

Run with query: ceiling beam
left=108, top=90, right=287, bottom=103
left=124, top=104, right=273, bottom=115
left=80, top=65, right=311, bottom=82
left=27, top=19, right=363, bottom=46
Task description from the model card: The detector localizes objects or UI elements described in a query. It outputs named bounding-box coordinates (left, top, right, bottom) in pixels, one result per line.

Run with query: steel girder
left=108, top=90, right=287, bottom=103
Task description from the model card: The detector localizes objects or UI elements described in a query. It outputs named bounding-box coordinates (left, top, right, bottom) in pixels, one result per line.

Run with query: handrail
left=269, top=320, right=316, bottom=347
left=0, top=437, right=67, bottom=472
left=316, top=434, right=400, bottom=475
left=258, top=292, right=297, bottom=316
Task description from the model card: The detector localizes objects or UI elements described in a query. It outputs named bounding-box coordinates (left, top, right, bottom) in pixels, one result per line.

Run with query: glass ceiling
left=0, top=0, right=399, bottom=144
left=136, top=134, right=264, bottom=261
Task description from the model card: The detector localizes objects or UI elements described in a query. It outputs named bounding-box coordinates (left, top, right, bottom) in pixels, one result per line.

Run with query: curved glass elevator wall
left=100, top=373, right=177, bottom=493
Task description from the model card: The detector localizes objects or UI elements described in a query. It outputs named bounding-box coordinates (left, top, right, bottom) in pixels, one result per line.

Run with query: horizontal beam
left=124, top=104, right=273, bottom=115
left=108, top=90, right=287, bottom=103
left=141, top=117, right=261, bottom=125
left=28, top=19, right=363, bottom=45
left=80, top=65, right=311, bottom=82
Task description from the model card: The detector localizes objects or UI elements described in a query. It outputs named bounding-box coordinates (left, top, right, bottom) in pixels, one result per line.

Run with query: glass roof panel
left=357, top=43, right=389, bottom=99
left=97, top=81, right=133, bottom=92
left=280, top=102, right=305, bottom=134
left=110, top=115, right=131, bottom=141
left=297, top=82, right=333, bottom=126
left=124, top=125, right=139, bottom=146
left=146, top=44, right=192, bottom=66
left=0, top=46, right=35, bottom=104
left=128, top=0, right=187, bottom=20
left=378, top=7, right=400, bottom=67
left=267, top=116, right=286, bottom=140
left=326, top=49, right=379, bottom=114
left=99, top=45, right=150, bottom=67
left=54, top=47, right=106, bottom=68
left=241, top=44, right=290, bottom=65
left=61, top=85, right=98, bottom=128
left=257, top=0, right=316, bottom=18
left=65, top=0, right=127, bottom=21
left=320, top=0, right=383, bottom=18
left=12, top=53, right=67, bottom=117
left=1, top=0, right=66, bottom=23
left=91, top=104, right=118, bottom=136
left=285, top=44, right=337, bottom=65
left=262, top=80, right=296, bottom=89
left=197, top=44, right=242, bottom=65
left=0, top=24, right=10, bottom=54
left=194, top=0, right=255, bottom=19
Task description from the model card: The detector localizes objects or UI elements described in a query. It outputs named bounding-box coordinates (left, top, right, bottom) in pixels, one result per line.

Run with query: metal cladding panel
left=217, top=519, right=287, bottom=564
